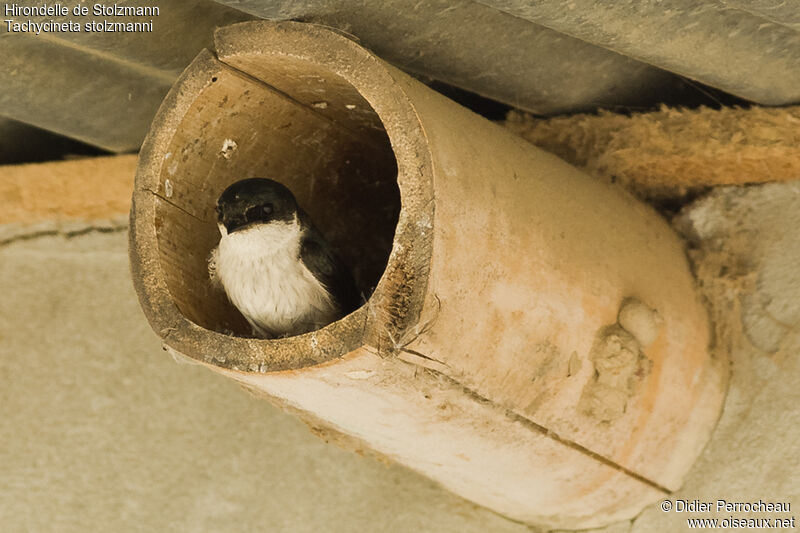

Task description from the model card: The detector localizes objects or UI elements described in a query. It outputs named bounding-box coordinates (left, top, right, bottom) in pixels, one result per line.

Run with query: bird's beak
left=221, top=213, right=251, bottom=234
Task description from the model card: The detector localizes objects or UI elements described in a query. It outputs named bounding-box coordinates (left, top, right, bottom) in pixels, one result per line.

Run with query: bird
left=208, top=178, right=360, bottom=339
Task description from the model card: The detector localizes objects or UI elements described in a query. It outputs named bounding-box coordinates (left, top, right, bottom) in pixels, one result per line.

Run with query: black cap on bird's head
left=216, top=178, right=299, bottom=234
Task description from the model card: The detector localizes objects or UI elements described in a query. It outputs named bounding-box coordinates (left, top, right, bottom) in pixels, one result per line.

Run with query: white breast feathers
left=210, top=216, right=339, bottom=338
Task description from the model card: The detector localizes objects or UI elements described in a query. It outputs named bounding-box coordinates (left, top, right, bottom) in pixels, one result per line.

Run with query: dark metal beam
left=0, top=0, right=251, bottom=151
left=472, top=0, right=800, bottom=105
left=213, top=0, right=691, bottom=115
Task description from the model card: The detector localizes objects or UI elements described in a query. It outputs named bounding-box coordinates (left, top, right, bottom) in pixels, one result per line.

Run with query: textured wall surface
left=625, top=183, right=800, bottom=532
left=0, top=228, right=532, bottom=533
left=0, top=150, right=797, bottom=532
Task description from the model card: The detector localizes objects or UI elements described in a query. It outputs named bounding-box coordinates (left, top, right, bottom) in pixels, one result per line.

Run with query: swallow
left=209, top=178, right=360, bottom=338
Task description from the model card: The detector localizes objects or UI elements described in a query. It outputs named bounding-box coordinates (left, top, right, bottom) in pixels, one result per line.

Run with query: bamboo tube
left=129, top=21, right=726, bottom=529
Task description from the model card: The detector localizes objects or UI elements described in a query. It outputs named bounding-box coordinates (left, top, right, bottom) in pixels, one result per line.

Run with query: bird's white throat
left=211, top=216, right=338, bottom=338
left=217, top=217, right=301, bottom=256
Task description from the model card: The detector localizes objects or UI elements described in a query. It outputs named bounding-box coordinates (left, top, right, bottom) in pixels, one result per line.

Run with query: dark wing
left=299, top=215, right=361, bottom=315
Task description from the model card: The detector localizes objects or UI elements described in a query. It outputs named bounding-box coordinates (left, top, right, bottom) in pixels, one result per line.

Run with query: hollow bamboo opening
left=131, top=24, right=435, bottom=372
left=155, top=61, right=400, bottom=335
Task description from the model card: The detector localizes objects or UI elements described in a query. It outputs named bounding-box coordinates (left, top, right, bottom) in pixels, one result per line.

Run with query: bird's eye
left=244, top=203, right=274, bottom=223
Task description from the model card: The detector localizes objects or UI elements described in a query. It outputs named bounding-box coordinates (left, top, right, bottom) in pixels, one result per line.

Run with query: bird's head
left=215, top=178, right=299, bottom=235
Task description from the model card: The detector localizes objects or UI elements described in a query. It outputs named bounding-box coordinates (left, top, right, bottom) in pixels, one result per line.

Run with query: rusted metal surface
left=473, top=0, right=800, bottom=105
